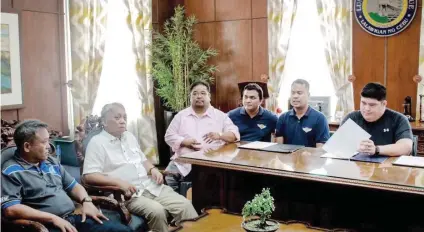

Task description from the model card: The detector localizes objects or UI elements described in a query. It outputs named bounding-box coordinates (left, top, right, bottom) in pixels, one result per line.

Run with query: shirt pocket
left=130, top=148, right=144, bottom=162
left=107, top=150, right=128, bottom=166
left=23, top=182, right=44, bottom=198
left=178, top=118, right=195, bottom=137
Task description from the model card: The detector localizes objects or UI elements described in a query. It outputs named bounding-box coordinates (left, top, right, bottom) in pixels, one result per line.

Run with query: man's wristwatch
left=80, top=196, right=92, bottom=204
left=148, top=167, right=158, bottom=175
left=375, top=146, right=380, bottom=156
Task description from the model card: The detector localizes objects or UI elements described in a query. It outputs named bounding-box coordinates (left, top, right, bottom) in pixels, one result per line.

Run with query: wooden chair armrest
left=3, top=218, right=49, bottom=232
left=83, top=184, right=131, bottom=201
left=90, top=196, right=132, bottom=225
left=91, top=195, right=119, bottom=206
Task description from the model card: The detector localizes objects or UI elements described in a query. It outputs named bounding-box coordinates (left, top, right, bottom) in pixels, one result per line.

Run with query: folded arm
left=221, top=115, right=240, bottom=143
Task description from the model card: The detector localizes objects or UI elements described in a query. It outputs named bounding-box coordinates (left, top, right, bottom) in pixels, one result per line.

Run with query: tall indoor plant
left=150, top=5, right=218, bottom=112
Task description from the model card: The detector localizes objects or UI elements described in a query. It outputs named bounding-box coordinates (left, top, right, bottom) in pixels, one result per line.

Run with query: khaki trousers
left=125, top=185, right=198, bottom=232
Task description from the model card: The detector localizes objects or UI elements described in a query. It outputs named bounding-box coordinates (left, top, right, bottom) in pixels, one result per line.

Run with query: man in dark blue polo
left=1, top=120, right=132, bottom=232
left=276, top=79, right=330, bottom=147
left=228, top=83, right=278, bottom=142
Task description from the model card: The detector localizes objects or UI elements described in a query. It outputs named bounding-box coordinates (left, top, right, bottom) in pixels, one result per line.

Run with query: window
left=277, top=0, right=337, bottom=120
left=92, top=0, right=142, bottom=120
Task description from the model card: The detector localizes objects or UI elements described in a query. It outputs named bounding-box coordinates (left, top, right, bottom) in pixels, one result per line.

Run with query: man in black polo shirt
left=1, top=120, right=132, bottom=232
left=228, top=83, right=278, bottom=142
left=341, top=83, right=413, bottom=156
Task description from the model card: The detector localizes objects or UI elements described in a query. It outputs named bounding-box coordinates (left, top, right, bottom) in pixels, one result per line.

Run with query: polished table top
left=176, top=208, right=331, bottom=232
left=177, top=143, right=424, bottom=195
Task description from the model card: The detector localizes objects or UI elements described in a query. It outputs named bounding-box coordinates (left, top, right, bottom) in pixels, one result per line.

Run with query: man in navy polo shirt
left=228, top=83, right=278, bottom=142
left=275, top=79, right=330, bottom=147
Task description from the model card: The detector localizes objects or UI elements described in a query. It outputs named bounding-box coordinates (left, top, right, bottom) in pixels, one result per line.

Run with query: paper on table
left=393, top=156, right=424, bottom=168
left=320, top=152, right=350, bottom=160
left=239, top=141, right=277, bottom=149
left=322, top=118, right=371, bottom=159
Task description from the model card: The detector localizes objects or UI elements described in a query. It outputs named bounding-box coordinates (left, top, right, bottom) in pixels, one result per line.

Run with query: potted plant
left=241, top=188, right=279, bottom=232
left=150, top=5, right=218, bottom=113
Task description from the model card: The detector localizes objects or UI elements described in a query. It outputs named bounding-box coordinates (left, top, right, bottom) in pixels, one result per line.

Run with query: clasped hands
left=182, top=132, right=222, bottom=151
left=358, top=139, right=377, bottom=155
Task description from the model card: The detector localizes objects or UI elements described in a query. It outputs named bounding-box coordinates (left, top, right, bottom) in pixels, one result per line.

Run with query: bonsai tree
left=150, top=5, right=218, bottom=112
left=242, top=188, right=276, bottom=229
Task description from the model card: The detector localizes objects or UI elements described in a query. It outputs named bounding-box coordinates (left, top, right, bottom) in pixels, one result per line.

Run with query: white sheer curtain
left=277, top=0, right=337, bottom=118
left=92, top=0, right=158, bottom=163
left=316, top=0, right=353, bottom=116
left=267, top=0, right=297, bottom=113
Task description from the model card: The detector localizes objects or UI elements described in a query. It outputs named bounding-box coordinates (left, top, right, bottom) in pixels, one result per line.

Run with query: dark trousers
left=47, top=214, right=132, bottom=232
left=165, top=160, right=192, bottom=196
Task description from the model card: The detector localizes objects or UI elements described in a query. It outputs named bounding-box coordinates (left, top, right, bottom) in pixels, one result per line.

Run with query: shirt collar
left=240, top=106, right=264, bottom=116
left=289, top=106, right=312, bottom=117
left=189, top=105, right=215, bottom=118
left=14, top=151, right=48, bottom=170
left=102, top=130, right=127, bottom=143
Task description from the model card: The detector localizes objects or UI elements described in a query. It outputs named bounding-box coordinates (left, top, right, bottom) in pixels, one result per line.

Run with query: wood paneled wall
left=184, top=0, right=268, bottom=112
left=179, top=0, right=423, bottom=116
left=1, top=0, right=68, bottom=134
left=153, top=0, right=174, bottom=166
left=353, top=1, right=422, bottom=117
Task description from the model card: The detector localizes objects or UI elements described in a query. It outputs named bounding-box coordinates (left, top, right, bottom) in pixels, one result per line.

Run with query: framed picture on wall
left=1, top=12, right=23, bottom=110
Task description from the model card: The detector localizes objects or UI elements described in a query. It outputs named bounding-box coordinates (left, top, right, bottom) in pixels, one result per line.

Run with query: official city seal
left=354, top=0, right=417, bottom=37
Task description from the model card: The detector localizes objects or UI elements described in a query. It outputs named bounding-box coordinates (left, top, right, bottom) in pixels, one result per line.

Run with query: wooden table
left=175, top=208, right=345, bottom=232
left=177, top=144, right=424, bottom=231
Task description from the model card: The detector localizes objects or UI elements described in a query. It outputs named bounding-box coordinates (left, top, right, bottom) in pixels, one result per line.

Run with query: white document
left=322, top=118, right=371, bottom=159
left=174, top=162, right=192, bottom=177
left=393, top=156, right=424, bottom=168
left=320, top=152, right=350, bottom=160
left=239, top=141, right=277, bottom=149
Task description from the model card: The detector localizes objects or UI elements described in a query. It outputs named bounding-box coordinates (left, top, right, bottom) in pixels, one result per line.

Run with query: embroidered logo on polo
left=257, top=124, right=266, bottom=129
left=354, top=0, right=417, bottom=37
left=303, top=127, right=312, bottom=133
left=383, top=128, right=390, bottom=132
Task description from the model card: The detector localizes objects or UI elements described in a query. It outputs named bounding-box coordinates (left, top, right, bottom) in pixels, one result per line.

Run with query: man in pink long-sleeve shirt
left=165, top=81, right=240, bottom=192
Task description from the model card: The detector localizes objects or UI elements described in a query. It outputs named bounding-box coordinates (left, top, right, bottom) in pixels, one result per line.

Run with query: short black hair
left=13, top=119, right=48, bottom=151
left=291, top=79, right=310, bottom=92
left=243, top=83, right=264, bottom=100
left=361, top=82, right=386, bottom=101
left=190, top=81, right=210, bottom=92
